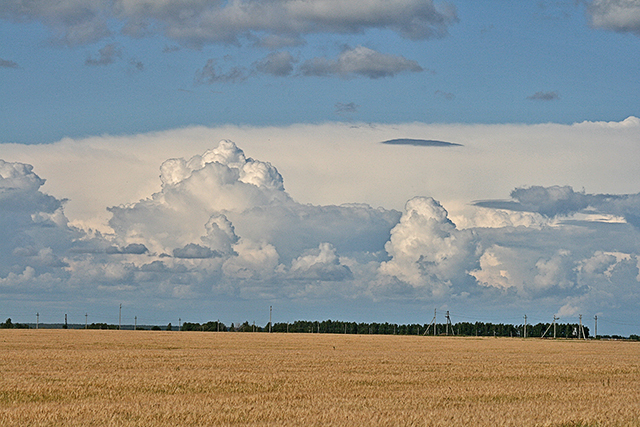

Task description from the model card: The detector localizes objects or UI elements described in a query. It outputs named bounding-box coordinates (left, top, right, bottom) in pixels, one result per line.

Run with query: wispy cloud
left=335, top=102, right=359, bottom=114
left=0, top=58, right=19, bottom=69
left=527, top=90, right=559, bottom=101
left=85, top=44, right=122, bottom=66
left=194, top=59, right=248, bottom=84
left=435, top=90, right=455, bottom=100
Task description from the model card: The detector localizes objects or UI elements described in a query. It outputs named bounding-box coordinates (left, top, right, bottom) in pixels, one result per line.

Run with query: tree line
left=7, top=317, right=640, bottom=340
left=182, top=319, right=593, bottom=338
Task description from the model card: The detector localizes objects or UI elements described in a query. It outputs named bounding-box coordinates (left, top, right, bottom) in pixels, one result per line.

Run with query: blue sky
left=1, top=1, right=638, bottom=144
left=1, top=1, right=640, bottom=335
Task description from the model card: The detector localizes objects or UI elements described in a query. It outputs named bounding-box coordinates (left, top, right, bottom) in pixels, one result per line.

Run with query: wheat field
left=1, top=330, right=638, bottom=426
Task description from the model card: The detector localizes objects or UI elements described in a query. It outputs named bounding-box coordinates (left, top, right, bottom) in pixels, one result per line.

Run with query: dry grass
left=1, top=330, right=639, bottom=426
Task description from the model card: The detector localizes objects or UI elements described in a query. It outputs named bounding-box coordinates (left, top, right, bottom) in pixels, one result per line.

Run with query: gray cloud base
left=0, top=0, right=458, bottom=46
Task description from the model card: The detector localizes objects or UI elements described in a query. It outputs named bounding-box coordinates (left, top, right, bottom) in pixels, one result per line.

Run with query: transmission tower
left=445, top=311, right=454, bottom=336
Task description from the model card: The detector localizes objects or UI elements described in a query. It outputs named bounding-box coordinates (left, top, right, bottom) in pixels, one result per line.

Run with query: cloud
left=108, top=140, right=400, bottom=266
left=0, top=159, right=81, bottom=285
left=289, top=243, right=353, bottom=281
left=0, top=0, right=111, bottom=45
left=162, top=45, right=180, bottom=53
left=173, top=243, right=220, bottom=259
left=335, top=102, right=359, bottom=114
left=0, top=0, right=457, bottom=47
left=379, top=197, right=478, bottom=297
left=2, top=120, right=640, bottom=333
left=474, top=185, right=640, bottom=228
left=254, top=51, right=296, bottom=77
left=380, top=138, right=461, bottom=147
left=300, top=45, right=423, bottom=79
left=114, top=0, right=458, bottom=47
left=509, top=185, right=591, bottom=217
left=128, top=58, right=144, bottom=71
left=194, top=59, right=247, bottom=84
left=0, top=58, right=19, bottom=69
left=85, top=43, right=122, bottom=66
left=106, top=243, right=149, bottom=255
left=527, top=90, right=560, bottom=101
left=588, top=0, right=640, bottom=34
left=434, top=90, right=454, bottom=100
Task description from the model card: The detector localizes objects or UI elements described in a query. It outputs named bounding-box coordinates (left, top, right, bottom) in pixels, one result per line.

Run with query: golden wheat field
left=0, top=330, right=639, bottom=427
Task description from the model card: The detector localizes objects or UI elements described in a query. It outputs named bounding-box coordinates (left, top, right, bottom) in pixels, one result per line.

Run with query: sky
left=1, top=0, right=640, bottom=335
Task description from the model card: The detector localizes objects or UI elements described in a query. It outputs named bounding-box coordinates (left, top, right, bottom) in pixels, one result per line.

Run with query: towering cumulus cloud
left=0, top=160, right=78, bottom=288
left=107, top=140, right=400, bottom=289
left=379, top=197, right=477, bottom=297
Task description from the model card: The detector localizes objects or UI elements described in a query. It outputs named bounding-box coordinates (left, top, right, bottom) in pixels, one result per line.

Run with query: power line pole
left=594, top=315, right=598, bottom=339
left=119, top=303, right=122, bottom=330
left=178, top=318, right=181, bottom=331
left=269, top=306, right=272, bottom=333
left=85, top=313, right=88, bottom=329
left=524, top=314, right=527, bottom=338
left=424, top=309, right=437, bottom=336
left=134, top=316, right=137, bottom=331
left=36, top=312, right=39, bottom=329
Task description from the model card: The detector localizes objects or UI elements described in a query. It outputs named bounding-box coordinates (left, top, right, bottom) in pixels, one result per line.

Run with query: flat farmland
left=1, top=330, right=639, bottom=426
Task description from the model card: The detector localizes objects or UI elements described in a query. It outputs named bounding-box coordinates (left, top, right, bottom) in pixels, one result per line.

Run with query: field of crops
left=1, top=330, right=639, bottom=426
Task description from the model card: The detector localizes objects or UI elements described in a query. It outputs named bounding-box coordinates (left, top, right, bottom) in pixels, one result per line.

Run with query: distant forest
left=182, top=319, right=593, bottom=339
left=3, top=317, right=639, bottom=340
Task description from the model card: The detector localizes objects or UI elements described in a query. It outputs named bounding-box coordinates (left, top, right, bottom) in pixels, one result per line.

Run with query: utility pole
left=217, top=319, right=220, bottom=332
left=578, top=314, right=587, bottom=340
left=524, top=314, right=527, bottom=338
left=594, top=315, right=598, bottom=339
left=85, top=313, right=88, bottom=329
left=64, top=314, right=68, bottom=329
left=178, top=318, right=181, bottom=331
left=269, top=306, right=272, bottom=333
left=119, top=303, right=122, bottom=330
left=424, top=309, right=437, bottom=336
left=134, top=316, right=137, bottom=331
left=36, top=312, right=39, bottom=329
